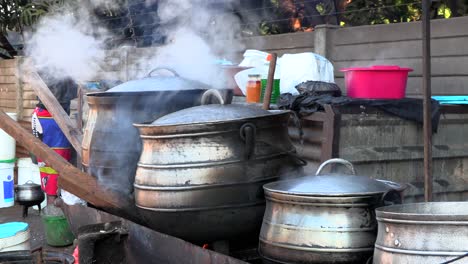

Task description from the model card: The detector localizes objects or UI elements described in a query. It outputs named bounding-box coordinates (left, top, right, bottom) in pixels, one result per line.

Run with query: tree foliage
left=0, top=0, right=66, bottom=34
left=254, top=0, right=468, bottom=35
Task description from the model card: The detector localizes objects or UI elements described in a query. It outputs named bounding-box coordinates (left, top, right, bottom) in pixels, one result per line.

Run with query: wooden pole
left=0, top=109, right=127, bottom=210
left=22, top=70, right=83, bottom=156
left=422, top=0, right=433, bottom=202
left=262, top=53, right=278, bottom=110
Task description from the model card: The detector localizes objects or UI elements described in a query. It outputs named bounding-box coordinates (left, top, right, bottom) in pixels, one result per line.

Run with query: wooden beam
left=21, top=70, right=83, bottom=156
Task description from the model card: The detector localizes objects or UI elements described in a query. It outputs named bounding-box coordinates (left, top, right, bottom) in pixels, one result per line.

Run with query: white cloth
left=61, top=189, right=86, bottom=205
left=235, top=50, right=335, bottom=96
left=280, top=52, right=335, bottom=95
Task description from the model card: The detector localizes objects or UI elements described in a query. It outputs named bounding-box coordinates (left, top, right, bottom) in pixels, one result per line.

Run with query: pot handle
left=287, top=151, right=308, bottom=166
left=147, top=67, right=179, bottom=77
left=377, top=179, right=408, bottom=193
left=201, top=89, right=225, bottom=105
left=316, top=158, right=356, bottom=176
left=240, top=123, right=256, bottom=160
left=381, top=189, right=403, bottom=206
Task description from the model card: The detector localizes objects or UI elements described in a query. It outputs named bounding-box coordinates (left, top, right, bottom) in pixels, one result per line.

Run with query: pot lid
left=107, top=68, right=211, bottom=92
left=264, top=159, right=400, bottom=196
left=18, top=180, right=41, bottom=188
left=264, top=175, right=396, bottom=196
left=0, top=222, right=28, bottom=239
left=151, top=104, right=276, bottom=125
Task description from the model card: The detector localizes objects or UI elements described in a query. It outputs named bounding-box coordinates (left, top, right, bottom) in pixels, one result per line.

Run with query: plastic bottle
left=246, top=74, right=262, bottom=103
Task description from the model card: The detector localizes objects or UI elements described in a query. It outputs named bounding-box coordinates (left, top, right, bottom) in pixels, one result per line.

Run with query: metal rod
left=422, top=0, right=433, bottom=202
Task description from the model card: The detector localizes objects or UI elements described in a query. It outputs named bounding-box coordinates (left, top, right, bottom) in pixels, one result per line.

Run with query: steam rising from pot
left=132, top=0, right=245, bottom=87
left=24, top=4, right=109, bottom=81
left=24, top=0, right=244, bottom=87
left=23, top=0, right=246, bottom=193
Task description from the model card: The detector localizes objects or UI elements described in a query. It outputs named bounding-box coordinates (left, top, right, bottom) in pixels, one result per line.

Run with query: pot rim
left=263, top=178, right=404, bottom=197
left=86, top=89, right=231, bottom=97
left=134, top=109, right=291, bottom=129
left=264, top=188, right=387, bottom=198
left=376, top=202, right=468, bottom=222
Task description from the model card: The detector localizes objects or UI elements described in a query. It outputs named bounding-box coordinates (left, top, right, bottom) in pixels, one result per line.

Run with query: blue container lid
left=0, top=222, right=29, bottom=238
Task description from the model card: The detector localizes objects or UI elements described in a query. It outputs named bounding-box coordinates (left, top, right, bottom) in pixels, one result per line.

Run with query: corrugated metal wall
left=292, top=106, right=468, bottom=202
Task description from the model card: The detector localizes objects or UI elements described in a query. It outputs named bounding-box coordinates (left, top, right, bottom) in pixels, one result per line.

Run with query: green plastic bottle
left=259, top=55, right=281, bottom=104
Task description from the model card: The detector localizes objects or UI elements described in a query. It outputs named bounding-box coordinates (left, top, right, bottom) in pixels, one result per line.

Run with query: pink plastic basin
left=340, top=65, right=413, bottom=99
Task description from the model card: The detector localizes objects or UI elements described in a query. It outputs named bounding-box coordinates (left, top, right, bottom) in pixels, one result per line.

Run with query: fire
left=292, top=18, right=301, bottom=31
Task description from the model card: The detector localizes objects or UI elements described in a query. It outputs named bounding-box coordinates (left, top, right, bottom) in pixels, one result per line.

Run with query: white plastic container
left=0, top=162, right=15, bottom=208
left=0, top=113, right=17, bottom=161
left=0, top=222, right=31, bottom=252
left=17, top=158, right=46, bottom=210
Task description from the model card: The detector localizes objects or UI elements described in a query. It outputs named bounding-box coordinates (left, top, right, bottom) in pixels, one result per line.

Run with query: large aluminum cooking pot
left=259, top=158, right=405, bottom=264
left=374, top=202, right=468, bottom=264
left=82, top=68, right=232, bottom=195
left=132, top=104, right=305, bottom=242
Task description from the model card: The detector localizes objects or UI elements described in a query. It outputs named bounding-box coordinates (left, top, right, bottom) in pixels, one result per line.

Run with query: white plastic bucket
left=0, top=113, right=17, bottom=161
left=0, top=162, right=15, bottom=208
left=17, top=158, right=46, bottom=210
left=0, top=222, right=31, bottom=252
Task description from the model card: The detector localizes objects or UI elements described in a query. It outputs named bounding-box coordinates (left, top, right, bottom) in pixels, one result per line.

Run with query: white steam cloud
left=25, top=0, right=245, bottom=86
left=25, top=4, right=109, bottom=81
left=133, top=0, right=245, bottom=87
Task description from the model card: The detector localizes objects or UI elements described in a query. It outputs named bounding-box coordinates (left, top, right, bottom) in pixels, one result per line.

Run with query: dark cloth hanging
left=278, top=94, right=441, bottom=133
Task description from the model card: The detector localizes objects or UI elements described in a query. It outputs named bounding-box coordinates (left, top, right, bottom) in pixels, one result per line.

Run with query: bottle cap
left=248, top=74, right=261, bottom=78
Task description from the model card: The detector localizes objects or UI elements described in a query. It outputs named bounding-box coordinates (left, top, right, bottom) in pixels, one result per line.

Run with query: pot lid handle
left=316, top=158, right=356, bottom=176
left=147, top=67, right=180, bottom=77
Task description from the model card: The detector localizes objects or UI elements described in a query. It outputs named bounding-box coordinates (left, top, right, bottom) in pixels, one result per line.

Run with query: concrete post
left=314, top=24, right=339, bottom=58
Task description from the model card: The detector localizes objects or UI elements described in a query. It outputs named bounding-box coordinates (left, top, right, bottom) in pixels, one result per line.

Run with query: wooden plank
left=0, top=90, right=16, bottom=99
left=0, top=84, right=18, bottom=91
left=0, top=107, right=16, bottom=113
left=22, top=100, right=38, bottom=110
left=20, top=114, right=33, bottom=122
left=0, top=67, right=17, bottom=76
left=321, top=105, right=340, bottom=162
left=0, top=99, right=16, bottom=108
left=0, top=59, right=17, bottom=68
left=0, top=76, right=18, bottom=84
left=22, top=91, right=37, bottom=100
left=22, top=83, right=37, bottom=91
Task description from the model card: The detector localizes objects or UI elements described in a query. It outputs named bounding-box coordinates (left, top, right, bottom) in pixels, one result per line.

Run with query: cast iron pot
left=15, top=181, right=45, bottom=217
left=132, top=104, right=305, bottom=242
left=15, top=181, right=44, bottom=203
left=82, top=68, right=232, bottom=196
left=259, top=158, right=405, bottom=264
